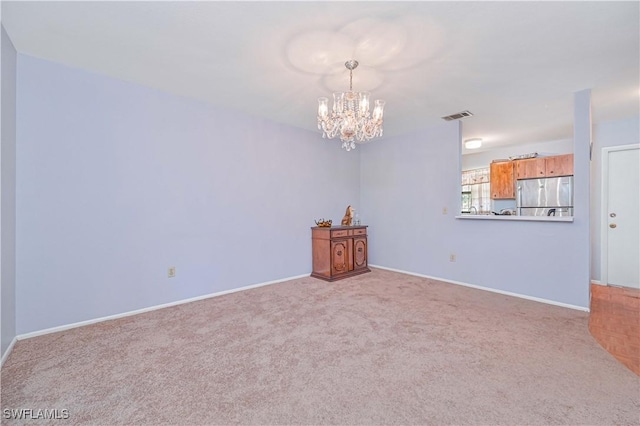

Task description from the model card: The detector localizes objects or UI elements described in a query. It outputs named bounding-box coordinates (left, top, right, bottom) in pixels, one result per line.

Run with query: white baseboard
left=370, top=264, right=590, bottom=312
left=1, top=337, right=18, bottom=368
left=16, top=273, right=310, bottom=342
left=591, top=280, right=604, bottom=286
left=7, top=267, right=590, bottom=355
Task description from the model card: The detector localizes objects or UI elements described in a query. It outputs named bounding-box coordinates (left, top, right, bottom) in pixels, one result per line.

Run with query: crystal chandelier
left=317, top=60, right=385, bottom=151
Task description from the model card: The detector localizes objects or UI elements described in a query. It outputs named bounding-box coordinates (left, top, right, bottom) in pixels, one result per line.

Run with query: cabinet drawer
left=331, top=230, right=349, bottom=238
left=353, top=228, right=367, bottom=236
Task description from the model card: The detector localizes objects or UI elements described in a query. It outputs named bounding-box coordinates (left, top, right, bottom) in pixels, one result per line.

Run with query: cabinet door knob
left=609, top=223, right=617, bottom=229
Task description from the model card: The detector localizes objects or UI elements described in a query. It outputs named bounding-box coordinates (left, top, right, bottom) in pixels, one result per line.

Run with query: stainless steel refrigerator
left=516, top=176, right=573, bottom=217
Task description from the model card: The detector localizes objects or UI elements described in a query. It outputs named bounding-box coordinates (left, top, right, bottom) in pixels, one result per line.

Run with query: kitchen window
left=461, top=167, right=491, bottom=214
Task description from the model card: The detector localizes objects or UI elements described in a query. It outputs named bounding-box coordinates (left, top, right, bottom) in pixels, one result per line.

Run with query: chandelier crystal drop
left=317, top=60, right=385, bottom=151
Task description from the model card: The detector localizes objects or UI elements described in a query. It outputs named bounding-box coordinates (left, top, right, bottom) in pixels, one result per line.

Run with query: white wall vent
left=441, top=110, right=473, bottom=121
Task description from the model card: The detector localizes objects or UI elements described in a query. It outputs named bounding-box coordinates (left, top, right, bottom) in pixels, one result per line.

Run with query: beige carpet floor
left=2, top=268, right=639, bottom=425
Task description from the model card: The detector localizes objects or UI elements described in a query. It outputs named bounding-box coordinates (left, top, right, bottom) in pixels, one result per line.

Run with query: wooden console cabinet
left=311, top=226, right=370, bottom=281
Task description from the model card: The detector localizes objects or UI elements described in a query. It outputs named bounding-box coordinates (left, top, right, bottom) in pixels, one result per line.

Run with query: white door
left=603, top=145, right=639, bottom=289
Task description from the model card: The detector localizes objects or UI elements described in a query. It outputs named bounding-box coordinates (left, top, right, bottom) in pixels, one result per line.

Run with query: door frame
left=600, top=143, right=639, bottom=286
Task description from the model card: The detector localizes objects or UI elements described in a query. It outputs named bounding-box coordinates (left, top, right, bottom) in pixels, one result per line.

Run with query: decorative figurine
left=314, top=218, right=332, bottom=227
left=341, top=205, right=354, bottom=226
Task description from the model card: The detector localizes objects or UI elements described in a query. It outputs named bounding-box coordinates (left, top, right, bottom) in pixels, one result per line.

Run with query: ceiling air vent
left=441, top=110, right=473, bottom=121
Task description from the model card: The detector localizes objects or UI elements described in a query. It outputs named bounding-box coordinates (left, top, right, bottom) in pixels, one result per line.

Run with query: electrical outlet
left=168, top=266, right=176, bottom=278
left=442, top=207, right=448, bottom=215
left=449, top=254, right=456, bottom=262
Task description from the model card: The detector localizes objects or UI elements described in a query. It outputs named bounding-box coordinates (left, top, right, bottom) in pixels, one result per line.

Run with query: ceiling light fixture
left=464, top=138, right=482, bottom=149
left=317, top=60, right=385, bottom=151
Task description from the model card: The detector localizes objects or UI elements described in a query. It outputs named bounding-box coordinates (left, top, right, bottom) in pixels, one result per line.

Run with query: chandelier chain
left=349, top=68, right=353, bottom=92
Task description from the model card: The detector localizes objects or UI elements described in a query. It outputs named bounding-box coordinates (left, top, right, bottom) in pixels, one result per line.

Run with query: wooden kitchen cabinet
left=516, top=154, right=574, bottom=179
left=311, top=226, right=370, bottom=281
left=545, top=154, right=573, bottom=177
left=515, top=158, right=545, bottom=179
left=490, top=161, right=516, bottom=199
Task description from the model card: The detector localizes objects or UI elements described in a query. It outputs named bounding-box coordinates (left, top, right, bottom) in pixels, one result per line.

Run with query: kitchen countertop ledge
left=455, top=215, right=573, bottom=222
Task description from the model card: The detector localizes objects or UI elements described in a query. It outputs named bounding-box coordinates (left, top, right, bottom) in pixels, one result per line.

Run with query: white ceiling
left=2, top=1, right=639, bottom=153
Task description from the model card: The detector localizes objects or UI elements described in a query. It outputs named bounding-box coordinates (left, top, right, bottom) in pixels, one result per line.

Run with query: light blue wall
left=12, top=52, right=632, bottom=336
left=360, top=91, right=592, bottom=308
left=591, top=116, right=640, bottom=281
left=359, top=122, right=462, bottom=279
left=572, top=89, right=592, bottom=305
left=1, top=25, right=18, bottom=356
left=15, top=54, right=360, bottom=334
